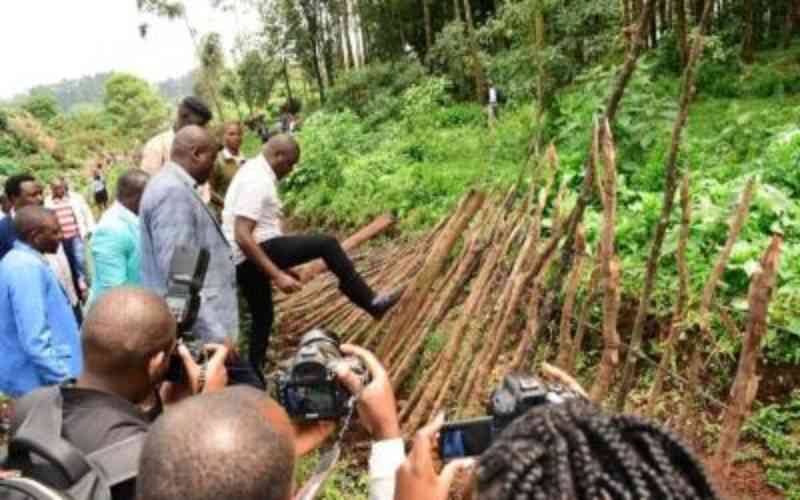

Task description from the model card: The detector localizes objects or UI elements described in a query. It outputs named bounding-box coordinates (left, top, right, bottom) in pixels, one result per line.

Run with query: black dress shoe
left=369, top=287, right=405, bottom=319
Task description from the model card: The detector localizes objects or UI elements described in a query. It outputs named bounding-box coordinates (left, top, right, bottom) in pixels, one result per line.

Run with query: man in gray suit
left=140, top=126, right=262, bottom=387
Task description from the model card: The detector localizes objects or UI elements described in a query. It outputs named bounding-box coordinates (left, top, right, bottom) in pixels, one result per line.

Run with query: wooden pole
left=712, top=234, right=783, bottom=477
left=614, top=0, right=713, bottom=411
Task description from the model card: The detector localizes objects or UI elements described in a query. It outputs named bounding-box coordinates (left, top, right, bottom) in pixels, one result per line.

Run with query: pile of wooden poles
left=276, top=124, right=784, bottom=477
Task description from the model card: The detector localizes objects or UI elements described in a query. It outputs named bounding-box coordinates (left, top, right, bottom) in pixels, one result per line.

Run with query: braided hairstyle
left=476, top=399, right=719, bottom=500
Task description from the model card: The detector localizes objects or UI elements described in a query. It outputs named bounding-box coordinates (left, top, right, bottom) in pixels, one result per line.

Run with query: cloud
left=0, top=0, right=252, bottom=98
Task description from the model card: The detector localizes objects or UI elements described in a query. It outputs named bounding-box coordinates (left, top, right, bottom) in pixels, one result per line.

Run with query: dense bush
left=324, top=59, right=426, bottom=119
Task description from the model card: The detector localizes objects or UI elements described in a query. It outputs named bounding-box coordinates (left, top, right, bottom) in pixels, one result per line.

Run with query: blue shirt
left=0, top=241, right=82, bottom=397
left=89, top=202, right=142, bottom=304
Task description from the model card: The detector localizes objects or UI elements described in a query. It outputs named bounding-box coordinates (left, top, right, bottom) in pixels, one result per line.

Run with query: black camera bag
left=0, top=387, right=144, bottom=500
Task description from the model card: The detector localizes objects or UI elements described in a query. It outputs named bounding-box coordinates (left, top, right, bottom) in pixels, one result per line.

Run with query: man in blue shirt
left=0, top=206, right=82, bottom=397
left=90, top=169, right=150, bottom=303
left=0, top=173, right=44, bottom=259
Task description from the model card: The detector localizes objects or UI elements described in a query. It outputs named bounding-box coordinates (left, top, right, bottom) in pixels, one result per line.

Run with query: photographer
left=136, top=344, right=406, bottom=500
left=9, top=287, right=229, bottom=500
left=395, top=396, right=719, bottom=500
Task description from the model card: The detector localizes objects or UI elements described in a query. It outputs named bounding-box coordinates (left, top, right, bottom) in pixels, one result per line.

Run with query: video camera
left=164, top=245, right=210, bottom=383
left=439, top=374, right=583, bottom=461
left=272, top=328, right=368, bottom=422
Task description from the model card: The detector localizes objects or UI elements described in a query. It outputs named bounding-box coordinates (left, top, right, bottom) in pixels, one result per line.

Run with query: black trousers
left=236, top=234, right=376, bottom=371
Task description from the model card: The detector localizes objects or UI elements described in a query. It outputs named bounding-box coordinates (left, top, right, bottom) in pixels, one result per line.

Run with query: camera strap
left=293, top=395, right=358, bottom=500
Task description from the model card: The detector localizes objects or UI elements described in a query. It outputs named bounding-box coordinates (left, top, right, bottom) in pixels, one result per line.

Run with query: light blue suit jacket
left=89, top=201, right=142, bottom=303
left=140, top=163, right=239, bottom=343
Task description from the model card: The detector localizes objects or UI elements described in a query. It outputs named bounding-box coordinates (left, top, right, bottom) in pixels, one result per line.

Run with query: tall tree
left=462, top=0, right=486, bottom=101
left=742, top=0, right=755, bottom=63
left=675, top=0, right=689, bottom=66
left=785, top=0, right=800, bottom=48
left=423, top=0, right=433, bottom=53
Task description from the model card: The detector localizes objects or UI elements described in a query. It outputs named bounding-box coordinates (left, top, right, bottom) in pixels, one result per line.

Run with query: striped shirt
left=50, top=198, right=79, bottom=239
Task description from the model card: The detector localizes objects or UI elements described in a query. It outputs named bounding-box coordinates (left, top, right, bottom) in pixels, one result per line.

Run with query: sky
left=0, top=0, right=257, bottom=99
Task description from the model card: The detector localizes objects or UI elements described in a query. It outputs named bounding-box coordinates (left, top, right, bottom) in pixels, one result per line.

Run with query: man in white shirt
left=222, top=135, right=402, bottom=372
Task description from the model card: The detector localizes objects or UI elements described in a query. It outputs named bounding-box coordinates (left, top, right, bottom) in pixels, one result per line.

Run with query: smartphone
left=438, top=417, right=494, bottom=461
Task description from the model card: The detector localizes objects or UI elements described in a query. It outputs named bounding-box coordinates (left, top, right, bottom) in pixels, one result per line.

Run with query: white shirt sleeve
left=368, top=438, right=406, bottom=500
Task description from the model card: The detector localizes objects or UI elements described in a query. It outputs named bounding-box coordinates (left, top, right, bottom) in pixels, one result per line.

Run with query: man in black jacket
left=10, top=287, right=230, bottom=500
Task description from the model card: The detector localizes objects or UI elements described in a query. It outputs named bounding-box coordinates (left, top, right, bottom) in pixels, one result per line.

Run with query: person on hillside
left=209, top=121, right=246, bottom=211
left=140, top=96, right=214, bottom=203
left=89, top=169, right=150, bottom=303
left=7, top=287, right=230, bottom=500
left=222, top=134, right=403, bottom=373
left=140, top=126, right=262, bottom=388
left=0, top=206, right=81, bottom=397
left=92, top=167, right=109, bottom=210
left=46, top=177, right=95, bottom=288
left=488, top=80, right=500, bottom=122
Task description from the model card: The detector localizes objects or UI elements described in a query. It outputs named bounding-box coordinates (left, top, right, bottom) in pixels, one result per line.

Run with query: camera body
left=164, top=245, right=210, bottom=383
left=439, top=374, right=583, bottom=460
left=274, top=328, right=366, bottom=421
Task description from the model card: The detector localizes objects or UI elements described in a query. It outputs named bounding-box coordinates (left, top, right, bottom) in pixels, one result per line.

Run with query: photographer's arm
left=334, top=344, right=404, bottom=500
left=394, top=415, right=475, bottom=500
left=234, top=216, right=301, bottom=293
left=161, top=344, right=229, bottom=406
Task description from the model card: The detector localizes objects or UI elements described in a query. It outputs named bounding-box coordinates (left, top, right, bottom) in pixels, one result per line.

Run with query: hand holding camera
left=272, top=329, right=400, bottom=442
left=161, top=343, right=229, bottom=403
left=334, top=344, right=400, bottom=441
left=395, top=413, right=475, bottom=500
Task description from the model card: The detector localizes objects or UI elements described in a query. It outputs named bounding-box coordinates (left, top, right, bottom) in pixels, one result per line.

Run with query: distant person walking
left=488, top=80, right=500, bottom=124
left=92, top=168, right=109, bottom=210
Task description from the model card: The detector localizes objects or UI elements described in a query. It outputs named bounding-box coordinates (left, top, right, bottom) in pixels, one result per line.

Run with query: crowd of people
left=0, top=96, right=720, bottom=500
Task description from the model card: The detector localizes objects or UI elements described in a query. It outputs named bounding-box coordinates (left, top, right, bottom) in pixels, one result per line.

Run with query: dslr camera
left=164, top=245, right=210, bottom=383
left=439, top=373, right=583, bottom=460
left=272, top=328, right=367, bottom=421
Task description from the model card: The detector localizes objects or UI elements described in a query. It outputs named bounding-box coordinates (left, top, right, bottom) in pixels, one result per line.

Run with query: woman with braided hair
left=395, top=399, right=719, bottom=500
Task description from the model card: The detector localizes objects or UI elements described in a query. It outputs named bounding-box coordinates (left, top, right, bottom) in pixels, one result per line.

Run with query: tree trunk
left=712, top=234, right=783, bottom=477
left=623, top=0, right=632, bottom=26
left=462, top=0, right=486, bottom=102
left=675, top=0, right=689, bottom=67
left=659, top=0, right=668, bottom=38
left=784, top=0, right=800, bottom=48
left=283, top=59, right=294, bottom=102
left=454, top=0, right=462, bottom=22
left=650, top=4, right=658, bottom=47
left=646, top=172, right=692, bottom=416
left=423, top=0, right=433, bottom=54
left=742, top=0, right=755, bottom=63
